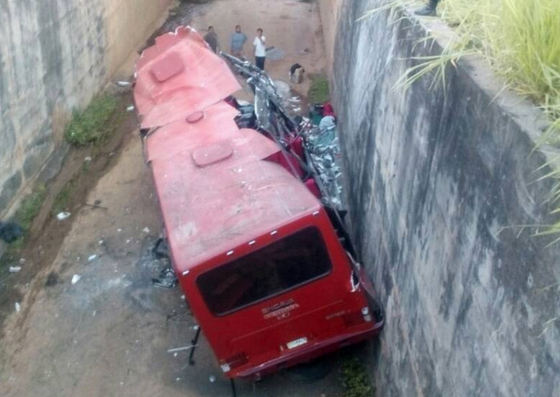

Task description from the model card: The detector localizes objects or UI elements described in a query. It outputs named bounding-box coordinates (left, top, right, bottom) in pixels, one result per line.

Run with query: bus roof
left=138, top=27, right=322, bottom=274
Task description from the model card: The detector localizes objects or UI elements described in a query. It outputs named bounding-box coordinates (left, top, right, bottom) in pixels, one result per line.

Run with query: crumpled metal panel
left=134, top=26, right=241, bottom=129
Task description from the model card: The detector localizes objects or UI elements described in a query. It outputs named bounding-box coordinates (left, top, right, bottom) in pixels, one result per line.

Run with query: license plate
left=287, top=337, right=308, bottom=350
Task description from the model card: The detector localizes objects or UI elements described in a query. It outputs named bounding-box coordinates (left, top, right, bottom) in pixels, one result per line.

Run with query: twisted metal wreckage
left=134, top=26, right=383, bottom=395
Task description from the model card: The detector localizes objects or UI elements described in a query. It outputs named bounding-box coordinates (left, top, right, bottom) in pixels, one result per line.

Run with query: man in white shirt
left=253, top=28, right=266, bottom=70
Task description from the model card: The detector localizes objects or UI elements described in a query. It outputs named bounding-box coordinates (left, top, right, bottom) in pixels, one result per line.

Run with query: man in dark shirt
left=230, top=25, right=248, bottom=58
left=204, top=26, right=220, bottom=53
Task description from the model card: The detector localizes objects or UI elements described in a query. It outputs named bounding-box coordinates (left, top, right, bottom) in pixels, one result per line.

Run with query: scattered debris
left=168, top=345, right=197, bottom=353
left=45, top=272, right=60, bottom=287
left=88, top=255, right=98, bottom=262
left=56, top=212, right=71, bottom=221
left=209, top=376, right=216, bottom=383
left=117, top=81, right=131, bottom=87
left=19, top=258, right=26, bottom=264
left=84, top=157, right=92, bottom=162
left=142, top=227, right=150, bottom=234
left=127, top=105, right=135, bottom=112
left=0, top=221, right=23, bottom=243
left=15, top=302, right=21, bottom=313
left=153, top=268, right=177, bottom=289
left=153, top=238, right=170, bottom=259
left=302, top=114, right=344, bottom=209
left=9, top=266, right=22, bottom=273
left=84, top=202, right=108, bottom=211
left=71, top=275, right=82, bottom=285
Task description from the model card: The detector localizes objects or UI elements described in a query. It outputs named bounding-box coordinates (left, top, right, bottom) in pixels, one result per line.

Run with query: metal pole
left=188, top=326, right=201, bottom=366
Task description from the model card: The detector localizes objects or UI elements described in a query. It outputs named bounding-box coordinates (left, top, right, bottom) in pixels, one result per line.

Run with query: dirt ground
left=0, top=1, right=347, bottom=396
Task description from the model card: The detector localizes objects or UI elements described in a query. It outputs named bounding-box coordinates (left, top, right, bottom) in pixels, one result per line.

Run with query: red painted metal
left=136, top=26, right=383, bottom=381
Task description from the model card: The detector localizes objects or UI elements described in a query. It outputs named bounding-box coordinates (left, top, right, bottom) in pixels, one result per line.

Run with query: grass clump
left=308, top=75, right=331, bottom=104
left=64, top=94, right=119, bottom=147
left=342, top=356, right=375, bottom=397
left=51, top=179, right=78, bottom=216
left=15, top=184, right=48, bottom=233
left=363, top=0, right=560, bottom=238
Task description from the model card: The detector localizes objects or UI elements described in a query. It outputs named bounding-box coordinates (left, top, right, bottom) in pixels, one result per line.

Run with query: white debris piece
left=127, top=105, right=135, bottom=112
left=71, top=275, right=82, bottom=285
left=84, top=157, right=92, bottom=162
left=117, top=81, right=131, bottom=87
left=56, top=212, right=71, bottom=221
left=88, top=255, right=97, bottom=262
left=142, top=227, right=150, bottom=234
left=209, top=376, right=216, bottom=383
left=9, top=266, right=22, bottom=273
left=15, top=302, right=21, bottom=313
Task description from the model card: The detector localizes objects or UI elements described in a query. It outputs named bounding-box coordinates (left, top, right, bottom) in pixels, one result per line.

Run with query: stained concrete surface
left=0, top=0, right=172, bottom=218
left=0, top=1, right=345, bottom=396
left=322, top=0, right=560, bottom=395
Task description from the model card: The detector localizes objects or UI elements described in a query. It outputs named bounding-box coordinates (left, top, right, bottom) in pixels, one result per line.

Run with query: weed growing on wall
left=64, top=94, right=119, bottom=147
left=362, top=0, right=560, bottom=239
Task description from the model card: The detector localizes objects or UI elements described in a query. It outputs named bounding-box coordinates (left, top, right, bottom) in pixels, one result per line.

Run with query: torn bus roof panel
left=135, top=26, right=241, bottom=129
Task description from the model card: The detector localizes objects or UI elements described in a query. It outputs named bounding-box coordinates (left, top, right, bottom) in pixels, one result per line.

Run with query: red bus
left=134, top=26, right=383, bottom=384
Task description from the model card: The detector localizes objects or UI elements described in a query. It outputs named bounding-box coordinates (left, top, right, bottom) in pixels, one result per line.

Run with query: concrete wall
left=318, top=0, right=342, bottom=77
left=0, top=0, right=171, bottom=216
left=319, top=0, right=560, bottom=396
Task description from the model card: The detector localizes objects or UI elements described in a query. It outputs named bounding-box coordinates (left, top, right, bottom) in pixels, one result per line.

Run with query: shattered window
left=197, top=227, right=332, bottom=316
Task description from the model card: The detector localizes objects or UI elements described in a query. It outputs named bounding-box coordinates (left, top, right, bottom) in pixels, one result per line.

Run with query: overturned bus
left=134, top=26, right=384, bottom=383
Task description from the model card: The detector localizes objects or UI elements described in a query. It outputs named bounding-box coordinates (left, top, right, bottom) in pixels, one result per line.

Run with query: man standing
left=253, top=28, right=266, bottom=70
left=415, top=0, right=440, bottom=16
left=204, top=26, right=220, bottom=53
left=230, top=25, right=248, bottom=58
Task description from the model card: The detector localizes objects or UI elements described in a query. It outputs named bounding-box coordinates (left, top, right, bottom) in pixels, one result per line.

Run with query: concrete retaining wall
left=0, top=0, right=171, bottom=216
left=319, top=0, right=560, bottom=396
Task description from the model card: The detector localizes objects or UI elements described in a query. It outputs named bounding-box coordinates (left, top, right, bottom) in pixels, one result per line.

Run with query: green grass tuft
left=342, top=356, right=375, bottom=397
left=64, top=94, right=119, bottom=147
left=308, top=75, right=331, bottom=104
left=363, top=0, right=560, bottom=238
left=51, top=179, right=78, bottom=216
left=15, top=184, right=48, bottom=233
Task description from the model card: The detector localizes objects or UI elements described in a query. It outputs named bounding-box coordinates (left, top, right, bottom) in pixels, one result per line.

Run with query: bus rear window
left=197, top=227, right=332, bottom=316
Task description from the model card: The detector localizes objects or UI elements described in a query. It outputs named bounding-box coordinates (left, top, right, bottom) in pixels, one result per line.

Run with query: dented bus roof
left=136, top=27, right=322, bottom=274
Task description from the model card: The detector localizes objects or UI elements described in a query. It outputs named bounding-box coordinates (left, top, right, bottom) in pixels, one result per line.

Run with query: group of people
left=203, top=25, right=268, bottom=70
